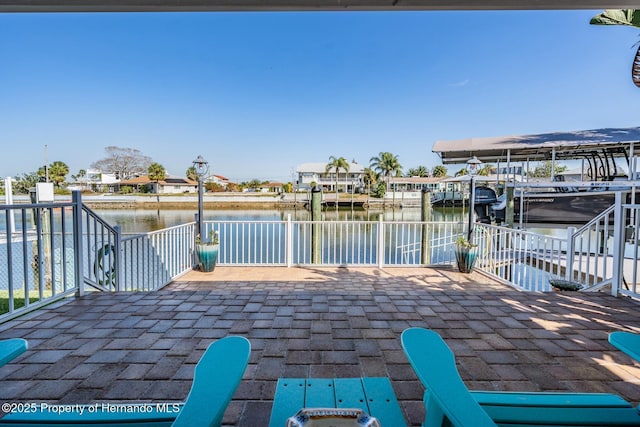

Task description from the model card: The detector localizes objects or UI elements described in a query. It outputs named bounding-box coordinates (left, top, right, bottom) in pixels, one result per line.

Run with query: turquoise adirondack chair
left=401, top=328, right=497, bottom=427
left=610, top=331, right=640, bottom=362
left=401, top=328, right=640, bottom=427
left=0, top=336, right=250, bottom=427
left=0, top=338, right=27, bottom=368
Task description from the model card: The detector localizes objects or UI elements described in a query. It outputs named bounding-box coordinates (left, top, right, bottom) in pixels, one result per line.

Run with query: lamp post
left=467, top=155, right=482, bottom=242
left=192, top=155, right=209, bottom=239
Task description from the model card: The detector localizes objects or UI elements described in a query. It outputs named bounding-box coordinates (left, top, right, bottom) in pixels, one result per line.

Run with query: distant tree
left=243, top=179, right=262, bottom=191
left=432, top=165, right=447, bottom=177
left=369, top=152, right=402, bottom=192
left=13, top=172, right=39, bottom=194
left=372, top=181, right=386, bottom=198
left=362, top=167, right=378, bottom=194
left=91, top=146, right=152, bottom=180
left=205, top=182, right=225, bottom=192
left=147, top=163, right=166, bottom=201
left=528, top=161, right=568, bottom=178
left=325, top=156, right=350, bottom=194
left=70, top=168, right=86, bottom=182
left=478, top=164, right=495, bottom=176
left=454, top=168, right=468, bottom=177
left=407, top=166, right=430, bottom=177
left=226, top=183, right=240, bottom=192
left=282, top=182, right=293, bottom=193
left=186, top=166, right=197, bottom=181
left=38, top=161, right=69, bottom=188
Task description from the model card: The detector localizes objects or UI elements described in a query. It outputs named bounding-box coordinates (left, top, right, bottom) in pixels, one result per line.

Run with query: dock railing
left=472, top=223, right=568, bottom=292
left=2, top=191, right=639, bottom=322
left=0, top=192, right=197, bottom=322
left=201, top=216, right=465, bottom=267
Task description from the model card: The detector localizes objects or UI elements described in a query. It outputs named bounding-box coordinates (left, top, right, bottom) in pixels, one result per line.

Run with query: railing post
left=611, top=192, right=626, bottom=296
left=72, top=191, right=84, bottom=297
left=565, top=226, right=576, bottom=282
left=193, top=213, right=200, bottom=268
left=421, top=189, right=431, bottom=265
left=311, top=186, right=322, bottom=264
left=378, top=215, right=385, bottom=269
left=286, top=214, right=293, bottom=267
left=113, top=225, right=123, bottom=292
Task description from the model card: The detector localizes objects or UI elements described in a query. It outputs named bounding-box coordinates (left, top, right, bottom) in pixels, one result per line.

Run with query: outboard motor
left=473, top=186, right=498, bottom=224
left=490, top=194, right=506, bottom=223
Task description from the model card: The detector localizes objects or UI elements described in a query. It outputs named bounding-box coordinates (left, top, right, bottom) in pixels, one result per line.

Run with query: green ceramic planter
left=455, top=244, right=478, bottom=273
left=196, top=243, right=219, bottom=272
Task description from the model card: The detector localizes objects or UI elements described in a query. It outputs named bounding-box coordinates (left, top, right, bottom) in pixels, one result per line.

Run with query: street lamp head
left=192, top=155, right=209, bottom=177
left=466, top=155, right=482, bottom=176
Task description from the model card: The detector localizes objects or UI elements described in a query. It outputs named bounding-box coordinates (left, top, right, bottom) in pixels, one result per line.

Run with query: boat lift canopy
left=433, top=126, right=640, bottom=165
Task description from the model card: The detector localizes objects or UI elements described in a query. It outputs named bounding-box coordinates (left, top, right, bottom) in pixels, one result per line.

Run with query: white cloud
left=448, top=79, right=470, bottom=87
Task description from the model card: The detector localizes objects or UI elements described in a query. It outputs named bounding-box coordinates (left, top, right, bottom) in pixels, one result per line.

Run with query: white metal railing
left=119, top=222, right=196, bottom=291
left=3, top=190, right=640, bottom=324
left=567, top=205, right=615, bottom=291
left=0, top=199, right=79, bottom=323
left=612, top=201, right=640, bottom=298
left=82, top=204, right=196, bottom=293
left=473, top=223, right=567, bottom=292
left=201, top=217, right=465, bottom=267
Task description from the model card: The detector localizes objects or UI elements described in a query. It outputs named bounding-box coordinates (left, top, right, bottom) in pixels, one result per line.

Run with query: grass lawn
left=0, top=290, right=51, bottom=315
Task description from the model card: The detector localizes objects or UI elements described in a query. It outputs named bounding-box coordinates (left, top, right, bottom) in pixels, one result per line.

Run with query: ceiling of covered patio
left=0, top=0, right=638, bottom=12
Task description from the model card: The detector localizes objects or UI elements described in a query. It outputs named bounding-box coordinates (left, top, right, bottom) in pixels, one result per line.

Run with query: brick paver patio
left=0, top=266, right=639, bottom=426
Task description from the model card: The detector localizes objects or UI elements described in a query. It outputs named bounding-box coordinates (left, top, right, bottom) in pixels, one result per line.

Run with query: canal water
left=93, top=206, right=469, bottom=234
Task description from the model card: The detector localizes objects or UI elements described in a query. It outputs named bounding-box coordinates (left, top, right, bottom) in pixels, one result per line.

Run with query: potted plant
left=454, top=236, right=478, bottom=273
left=195, top=230, right=219, bottom=272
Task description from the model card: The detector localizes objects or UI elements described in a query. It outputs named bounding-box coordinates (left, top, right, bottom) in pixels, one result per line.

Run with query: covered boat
left=433, top=126, right=640, bottom=225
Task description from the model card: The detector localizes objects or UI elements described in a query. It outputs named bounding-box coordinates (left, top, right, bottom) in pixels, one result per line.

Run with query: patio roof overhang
left=0, top=0, right=638, bottom=12
left=432, top=126, right=640, bottom=164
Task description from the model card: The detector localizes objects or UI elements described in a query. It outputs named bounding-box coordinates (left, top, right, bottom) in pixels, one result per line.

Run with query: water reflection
left=94, top=206, right=468, bottom=233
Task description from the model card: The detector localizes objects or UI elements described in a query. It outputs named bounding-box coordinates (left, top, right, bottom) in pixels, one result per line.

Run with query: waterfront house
left=205, top=174, right=231, bottom=188
left=83, top=168, right=120, bottom=192
left=119, top=175, right=198, bottom=194
left=296, top=161, right=365, bottom=192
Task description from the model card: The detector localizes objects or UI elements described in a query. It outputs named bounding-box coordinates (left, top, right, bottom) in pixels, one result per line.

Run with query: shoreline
left=7, top=193, right=410, bottom=210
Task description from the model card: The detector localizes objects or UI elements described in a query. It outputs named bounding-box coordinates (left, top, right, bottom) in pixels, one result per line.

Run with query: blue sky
left=1, top=10, right=639, bottom=182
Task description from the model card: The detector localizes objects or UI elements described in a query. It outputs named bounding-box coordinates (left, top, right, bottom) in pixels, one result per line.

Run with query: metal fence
left=82, top=206, right=196, bottom=293
left=0, top=192, right=196, bottom=322
left=2, top=191, right=639, bottom=322
left=0, top=199, right=78, bottom=323
left=473, top=223, right=568, bottom=292
left=202, top=217, right=465, bottom=267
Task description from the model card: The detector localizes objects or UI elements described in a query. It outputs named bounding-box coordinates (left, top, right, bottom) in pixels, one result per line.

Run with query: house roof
left=119, top=176, right=151, bottom=185
left=207, top=174, right=229, bottom=182
left=433, top=126, right=640, bottom=164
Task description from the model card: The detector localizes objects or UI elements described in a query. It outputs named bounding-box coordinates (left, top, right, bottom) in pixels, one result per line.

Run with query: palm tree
left=478, top=164, right=495, bottom=176
left=38, top=161, right=69, bottom=188
left=147, top=162, right=166, bottom=202
left=407, top=166, right=430, bottom=177
left=362, top=167, right=378, bottom=202
left=186, top=166, right=197, bottom=181
left=325, top=156, right=350, bottom=196
left=369, top=152, right=402, bottom=193
left=432, top=165, right=447, bottom=177
left=591, top=9, right=640, bottom=88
